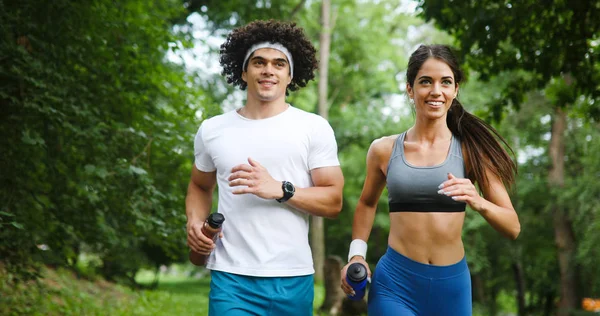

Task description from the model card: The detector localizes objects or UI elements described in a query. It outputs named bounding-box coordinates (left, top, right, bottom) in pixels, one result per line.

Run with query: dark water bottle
left=346, top=262, right=368, bottom=301
left=189, top=213, right=225, bottom=266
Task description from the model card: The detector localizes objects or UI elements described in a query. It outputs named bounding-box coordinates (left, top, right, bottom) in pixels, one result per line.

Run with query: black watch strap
left=276, top=181, right=295, bottom=203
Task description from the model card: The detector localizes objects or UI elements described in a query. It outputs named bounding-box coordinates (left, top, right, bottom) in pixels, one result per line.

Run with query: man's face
left=242, top=48, right=292, bottom=103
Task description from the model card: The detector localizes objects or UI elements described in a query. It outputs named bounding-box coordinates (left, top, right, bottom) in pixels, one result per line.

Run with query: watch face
left=284, top=181, right=295, bottom=193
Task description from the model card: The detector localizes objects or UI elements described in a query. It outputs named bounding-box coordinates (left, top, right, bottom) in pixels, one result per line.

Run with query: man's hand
left=187, top=219, right=220, bottom=255
left=228, top=157, right=282, bottom=199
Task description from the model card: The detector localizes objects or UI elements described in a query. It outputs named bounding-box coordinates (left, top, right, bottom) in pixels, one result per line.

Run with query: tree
left=0, top=0, right=204, bottom=281
left=312, top=0, right=333, bottom=284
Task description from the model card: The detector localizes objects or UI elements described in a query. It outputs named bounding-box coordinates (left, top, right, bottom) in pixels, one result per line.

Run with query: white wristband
left=347, top=239, right=368, bottom=262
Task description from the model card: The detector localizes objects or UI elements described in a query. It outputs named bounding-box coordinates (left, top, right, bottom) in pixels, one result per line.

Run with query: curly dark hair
left=219, top=19, right=318, bottom=93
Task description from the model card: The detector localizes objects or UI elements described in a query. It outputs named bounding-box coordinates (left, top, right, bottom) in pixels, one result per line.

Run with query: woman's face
left=406, top=58, right=459, bottom=121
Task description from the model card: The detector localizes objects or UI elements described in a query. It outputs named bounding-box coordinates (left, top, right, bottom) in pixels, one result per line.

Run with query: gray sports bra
left=386, top=132, right=467, bottom=212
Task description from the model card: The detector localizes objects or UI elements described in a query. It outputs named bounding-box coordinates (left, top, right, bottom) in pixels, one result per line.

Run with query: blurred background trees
left=0, top=0, right=201, bottom=284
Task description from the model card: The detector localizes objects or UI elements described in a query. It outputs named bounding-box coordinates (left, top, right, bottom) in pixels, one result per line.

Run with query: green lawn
left=134, top=265, right=325, bottom=315
left=1, top=264, right=325, bottom=316
left=133, top=267, right=213, bottom=315
left=3, top=264, right=596, bottom=315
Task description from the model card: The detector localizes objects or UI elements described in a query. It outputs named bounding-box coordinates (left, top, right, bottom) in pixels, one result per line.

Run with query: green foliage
left=183, top=0, right=301, bottom=29
left=419, top=0, right=600, bottom=89
left=560, top=119, right=600, bottom=298
left=0, top=0, right=204, bottom=281
left=419, top=0, right=600, bottom=120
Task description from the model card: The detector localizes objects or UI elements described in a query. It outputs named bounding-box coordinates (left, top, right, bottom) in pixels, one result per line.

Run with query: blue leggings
left=368, top=246, right=472, bottom=316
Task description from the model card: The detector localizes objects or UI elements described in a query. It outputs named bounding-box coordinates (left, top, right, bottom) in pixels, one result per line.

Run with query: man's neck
left=239, top=99, right=289, bottom=120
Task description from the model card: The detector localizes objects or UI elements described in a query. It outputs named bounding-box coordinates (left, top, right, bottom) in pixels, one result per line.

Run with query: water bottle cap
left=347, top=262, right=367, bottom=282
left=207, top=213, right=225, bottom=228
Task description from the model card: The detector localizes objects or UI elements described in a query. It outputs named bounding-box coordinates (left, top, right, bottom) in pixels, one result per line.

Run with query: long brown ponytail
left=407, top=45, right=517, bottom=189
left=446, top=99, right=516, bottom=189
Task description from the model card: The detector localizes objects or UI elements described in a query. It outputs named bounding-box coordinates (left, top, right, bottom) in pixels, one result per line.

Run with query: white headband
left=242, top=42, right=294, bottom=78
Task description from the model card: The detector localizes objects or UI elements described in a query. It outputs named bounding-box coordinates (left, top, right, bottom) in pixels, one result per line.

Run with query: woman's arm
left=439, top=171, right=520, bottom=240
left=352, top=138, right=391, bottom=247
left=341, top=138, right=390, bottom=296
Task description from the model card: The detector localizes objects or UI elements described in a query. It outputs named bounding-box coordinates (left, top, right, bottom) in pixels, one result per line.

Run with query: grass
left=8, top=263, right=550, bottom=316
left=0, top=263, right=508, bottom=316
left=135, top=265, right=326, bottom=314
left=1, top=266, right=136, bottom=316
left=133, top=266, right=213, bottom=315
left=1, top=264, right=325, bottom=316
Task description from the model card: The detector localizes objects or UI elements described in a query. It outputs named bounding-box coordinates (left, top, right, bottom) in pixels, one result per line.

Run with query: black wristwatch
left=276, top=181, right=295, bottom=203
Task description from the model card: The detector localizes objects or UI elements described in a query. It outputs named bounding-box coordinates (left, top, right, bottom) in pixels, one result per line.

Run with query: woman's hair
left=406, top=44, right=517, bottom=189
left=219, top=19, right=318, bottom=93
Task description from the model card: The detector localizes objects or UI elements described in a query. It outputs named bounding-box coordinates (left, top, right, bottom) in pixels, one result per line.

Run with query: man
left=185, top=19, right=344, bottom=316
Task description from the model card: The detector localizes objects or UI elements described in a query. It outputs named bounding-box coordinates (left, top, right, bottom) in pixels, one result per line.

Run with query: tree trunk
left=512, top=262, right=526, bottom=315
left=471, top=273, right=486, bottom=306
left=320, top=256, right=345, bottom=314
left=543, top=291, right=556, bottom=316
left=549, top=106, right=578, bottom=315
left=489, top=283, right=499, bottom=316
left=311, top=0, right=331, bottom=284
left=341, top=296, right=368, bottom=316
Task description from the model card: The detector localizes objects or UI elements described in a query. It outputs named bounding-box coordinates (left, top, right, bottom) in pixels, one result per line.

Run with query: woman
left=340, top=44, right=520, bottom=315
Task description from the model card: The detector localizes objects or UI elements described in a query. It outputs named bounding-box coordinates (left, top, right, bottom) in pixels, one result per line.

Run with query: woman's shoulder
left=372, top=134, right=401, bottom=148
left=368, top=134, right=401, bottom=159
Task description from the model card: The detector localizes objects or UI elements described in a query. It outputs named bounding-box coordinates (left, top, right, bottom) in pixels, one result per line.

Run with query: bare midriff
left=388, top=211, right=465, bottom=266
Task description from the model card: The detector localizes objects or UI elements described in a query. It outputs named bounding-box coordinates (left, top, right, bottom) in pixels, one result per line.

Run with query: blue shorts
left=208, top=271, right=314, bottom=316
left=368, top=246, right=472, bottom=316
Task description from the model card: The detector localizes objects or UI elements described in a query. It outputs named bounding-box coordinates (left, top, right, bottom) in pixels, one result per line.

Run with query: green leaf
left=129, top=165, right=148, bottom=175
left=21, top=130, right=45, bottom=146
left=0, top=211, right=15, bottom=217
left=11, top=222, right=24, bottom=230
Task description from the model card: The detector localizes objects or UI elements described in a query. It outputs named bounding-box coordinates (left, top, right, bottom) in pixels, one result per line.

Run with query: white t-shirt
left=194, top=105, right=340, bottom=277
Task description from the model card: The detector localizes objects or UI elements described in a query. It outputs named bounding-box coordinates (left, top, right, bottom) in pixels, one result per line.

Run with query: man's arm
left=185, top=165, right=217, bottom=254
left=285, top=165, right=344, bottom=219
left=228, top=157, right=344, bottom=219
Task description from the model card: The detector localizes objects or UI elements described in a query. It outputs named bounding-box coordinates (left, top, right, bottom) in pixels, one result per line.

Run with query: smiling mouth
left=259, top=80, right=277, bottom=87
left=426, top=101, right=444, bottom=106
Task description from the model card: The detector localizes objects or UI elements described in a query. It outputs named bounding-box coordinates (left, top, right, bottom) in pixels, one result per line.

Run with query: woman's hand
left=340, top=256, right=372, bottom=297
left=438, top=173, right=486, bottom=212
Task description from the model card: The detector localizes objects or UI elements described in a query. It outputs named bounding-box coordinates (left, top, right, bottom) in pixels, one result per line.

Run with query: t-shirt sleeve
left=194, top=122, right=216, bottom=172
left=308, top=118, right=340, bottom=170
